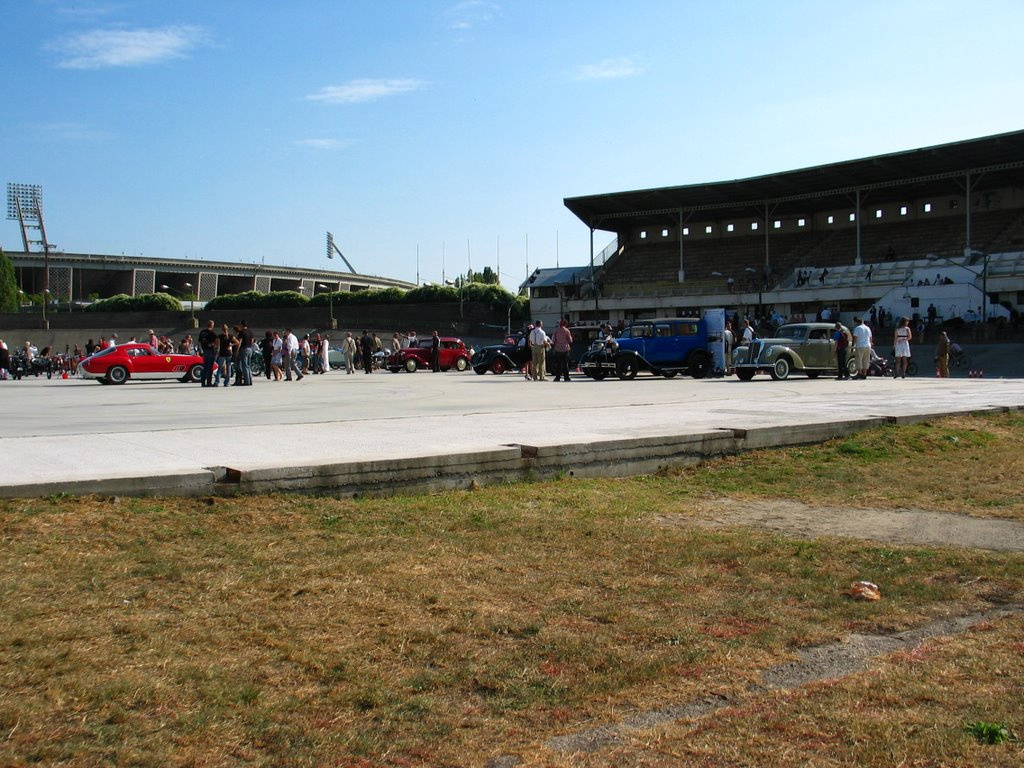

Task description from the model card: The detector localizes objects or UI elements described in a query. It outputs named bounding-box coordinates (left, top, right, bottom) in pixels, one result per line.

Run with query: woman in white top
left=893, top=316, right=912, bottom=378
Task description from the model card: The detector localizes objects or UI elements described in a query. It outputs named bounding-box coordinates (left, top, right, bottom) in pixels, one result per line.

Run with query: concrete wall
left=0, top=301, right=509, bottom=353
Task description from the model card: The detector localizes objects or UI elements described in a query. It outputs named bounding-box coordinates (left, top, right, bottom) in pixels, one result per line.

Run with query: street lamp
left=161, top=283, right=196, bottom=327
left=444, top=279, right=464, bottom=320
left=318, top=283, right=336, bottom=329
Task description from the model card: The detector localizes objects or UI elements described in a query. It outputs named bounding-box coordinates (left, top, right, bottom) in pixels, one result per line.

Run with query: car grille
left=749, top=341, right=763, bottom=362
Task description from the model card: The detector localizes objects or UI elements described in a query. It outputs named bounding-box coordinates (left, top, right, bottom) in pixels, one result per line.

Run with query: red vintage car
left=78, top=343, right=206, bottom=384
left=387, top=337, right=472, bottom=373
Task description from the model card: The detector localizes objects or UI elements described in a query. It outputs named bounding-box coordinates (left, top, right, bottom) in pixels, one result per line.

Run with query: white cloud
left=572, top=56, right=645, bottom=81
left=294, top=138, right=351, bottom=151
left=306, top=78, right=426, bottom=105
left=32, top=121, right=113, bottom=141
left=444, top=0, right=501, bottom=30
left=50, top=25, right=210, bottom=69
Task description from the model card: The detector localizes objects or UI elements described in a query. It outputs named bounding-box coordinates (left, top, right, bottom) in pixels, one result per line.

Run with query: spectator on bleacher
left=866, top=265, right=873, bottom=281
left=726, top=276, right=734, bottom=293
left=819, top=268, right=828, bottom=284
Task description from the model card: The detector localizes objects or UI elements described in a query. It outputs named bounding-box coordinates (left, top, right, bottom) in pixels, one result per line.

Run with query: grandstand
left=550, top=130, right=1024, bottom=332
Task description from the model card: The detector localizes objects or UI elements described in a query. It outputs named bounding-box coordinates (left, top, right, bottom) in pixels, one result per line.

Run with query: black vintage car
left=471, top=325, right=604, bottom=375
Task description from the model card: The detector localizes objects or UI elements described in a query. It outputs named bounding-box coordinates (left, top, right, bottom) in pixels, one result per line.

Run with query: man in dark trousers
left=360, top=330, right=373, bottom=374
left=197, top=319, right=218, bottom=387
left=430, top=330, right=441, bottom=372
left=236, top=319, right=254, bottom=386
left=833, top=321, right=851, bottom=380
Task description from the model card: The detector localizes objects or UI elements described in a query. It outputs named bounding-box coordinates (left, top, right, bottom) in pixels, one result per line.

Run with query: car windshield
left=775, top=325, right=809, bottom=341
left=91, top=346, right=116, bottom=358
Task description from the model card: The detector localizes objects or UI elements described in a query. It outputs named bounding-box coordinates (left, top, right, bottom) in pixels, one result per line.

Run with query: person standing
left=299, top=334, right=312, bottom=375
left=935, top=331, right=951, bottom=378
left=319, top=334, right=330, bottom=373
left=343, top=332, right=357, bottom=374
left=740, top=318, right=755, bottom=344
left=528, top=321, right=549, bottom=381
left=550, top=319, right=573, bottom=381
left=236, top=320, right=253, bottom=385
left=283, top=328, right=303, bottom=381
left=198, top=320, right=217, bottom=387
left=391, top=332, right=402, bottom=356
left=851, top=316, right=873, bottom=380
left=259, top=330, right=274, bottom=380
left=216, top=323, right=234, bottom=387
left=309, top=333, right=323, bottom=375
left=430, top=330, right=441, bottom=372
left=270, top=331, right=284, bottom=381
left=833, top=321, right=851, bottom=380
left=360, top=330, right=373, bottom=374
left=893, top=317, right=912, bottom=379
left=723, top=321, right=734, bottom=375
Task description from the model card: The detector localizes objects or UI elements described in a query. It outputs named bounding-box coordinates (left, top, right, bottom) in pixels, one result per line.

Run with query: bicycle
left=249, top=350, right=265, bottom=376
left=950, top=348, right=971, bottom=370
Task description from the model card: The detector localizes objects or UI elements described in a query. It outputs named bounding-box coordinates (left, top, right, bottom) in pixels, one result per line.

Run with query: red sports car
left=387, top=337, right=472, bottom=373
left=78, top=343, right=206, bottom=384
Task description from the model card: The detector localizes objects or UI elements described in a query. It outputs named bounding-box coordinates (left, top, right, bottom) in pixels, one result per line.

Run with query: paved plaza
left=3, top=368, right=1024, bottom=497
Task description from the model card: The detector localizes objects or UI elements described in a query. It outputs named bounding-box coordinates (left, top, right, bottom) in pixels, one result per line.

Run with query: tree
left=464, top=266, right=500, bottom=285
left=0, top=249, right=18, bottom=313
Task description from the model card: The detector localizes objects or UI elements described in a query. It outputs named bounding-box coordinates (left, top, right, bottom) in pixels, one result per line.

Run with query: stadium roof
left=564, top=129, right=1024, bottom=230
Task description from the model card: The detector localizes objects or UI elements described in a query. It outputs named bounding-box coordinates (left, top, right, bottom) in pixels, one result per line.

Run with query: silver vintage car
left=733, top=322, right=856, bottom=381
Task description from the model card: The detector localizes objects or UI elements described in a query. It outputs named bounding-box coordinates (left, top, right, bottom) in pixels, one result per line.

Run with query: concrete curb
left=3, top=407, right=1018, bottom=500
left=0, top=469, right=217, bottom=499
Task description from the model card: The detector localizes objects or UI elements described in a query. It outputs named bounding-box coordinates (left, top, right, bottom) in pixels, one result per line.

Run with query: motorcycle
left=9, top=352, right=53, bottom=379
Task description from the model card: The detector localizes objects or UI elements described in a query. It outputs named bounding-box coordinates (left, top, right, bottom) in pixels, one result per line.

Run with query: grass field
left=1, top=411, right=1022, bottom=767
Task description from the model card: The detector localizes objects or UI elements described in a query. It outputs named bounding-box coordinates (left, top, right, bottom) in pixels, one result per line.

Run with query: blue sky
left=3, top=0, right=1023, bottom=288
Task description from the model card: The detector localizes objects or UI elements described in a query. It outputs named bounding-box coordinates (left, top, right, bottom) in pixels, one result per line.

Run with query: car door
left=648, top=322, right=683, bottom=366
left=440, top=340, right=459, bottom=367
left=126, top=346, right=164, bottom=378
left=803, top=328, right=831, bottom=368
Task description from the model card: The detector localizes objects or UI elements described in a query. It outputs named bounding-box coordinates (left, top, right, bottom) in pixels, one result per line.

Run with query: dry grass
left=665, top=410, right=1024, bottom=520
left=580, top=615, right=1024, bottom=767
left=0, top=412, right=1022, bottom=767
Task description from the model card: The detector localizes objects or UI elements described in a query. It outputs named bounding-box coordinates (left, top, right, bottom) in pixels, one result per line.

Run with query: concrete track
left=2, top=368, right=1023, bottom=497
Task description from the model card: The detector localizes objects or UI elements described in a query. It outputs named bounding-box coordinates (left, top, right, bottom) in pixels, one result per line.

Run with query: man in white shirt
left=851, top=316, right=873, bottom=379
left=283, top=328, right=304, bottom=381
left=528, top=321, right=549, bottom=381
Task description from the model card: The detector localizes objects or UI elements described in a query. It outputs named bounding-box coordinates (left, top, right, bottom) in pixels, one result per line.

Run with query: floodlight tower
left=326, top=231, right=357, bottom=273
left=7, top=183, right=53, bottom=327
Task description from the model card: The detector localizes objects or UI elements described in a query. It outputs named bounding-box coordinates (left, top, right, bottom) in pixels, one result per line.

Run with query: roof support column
left=677, top=209, right=689, bottom=283
left=590, top=224, right=599, bottom=315
left=855, top=188, right=862, bottom=266
left=965, top=170, right=972, bottom=256
left=763, top=203, right=771, bottom=278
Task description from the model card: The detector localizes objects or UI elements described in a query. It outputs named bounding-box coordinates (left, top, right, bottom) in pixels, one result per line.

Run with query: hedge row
left=85, top=285, right=530, bottom=319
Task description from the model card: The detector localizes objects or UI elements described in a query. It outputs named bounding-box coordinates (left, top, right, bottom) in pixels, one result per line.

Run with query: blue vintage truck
left=578, top=317, right=711, bottom=380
